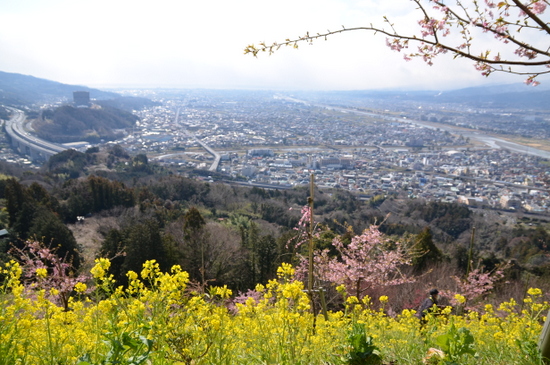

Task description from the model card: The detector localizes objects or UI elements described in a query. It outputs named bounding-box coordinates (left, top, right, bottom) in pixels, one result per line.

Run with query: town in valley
left=3, top=87, right=550, bottom=216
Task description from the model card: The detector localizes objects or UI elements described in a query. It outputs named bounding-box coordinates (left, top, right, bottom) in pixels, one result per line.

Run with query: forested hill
left=0, top=70, right=119, bottom=106
left=32, top=105, right=138, bottom=143
left=0, top=146, right=549, bottom=297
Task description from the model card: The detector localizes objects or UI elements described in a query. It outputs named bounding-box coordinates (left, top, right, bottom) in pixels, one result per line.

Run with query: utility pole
left=466, top=227, right=476, bottom=277
left=308, top=173, right=317, bottom=326
left=307, top=173, right=328, bottom=330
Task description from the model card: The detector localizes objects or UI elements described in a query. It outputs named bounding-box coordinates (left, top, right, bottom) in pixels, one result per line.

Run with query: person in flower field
left=416, top=288, right=440, bottom=319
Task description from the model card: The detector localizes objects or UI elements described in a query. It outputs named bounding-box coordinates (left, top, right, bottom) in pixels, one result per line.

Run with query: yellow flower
left=454, top=294, right=466, bottom=304
left=211, top=285, right=233, bottom=299
left=527, top=288, right=542, bottom=297
left=35, top=268, right=48, bottom=278
left=400, top=309, right=416, bottom=318
left=74, top=282, right=87, bottom=293
left=498, top=298, right=517, bottom=313
left=141, top=260, right=160, bottom=280
left=336, top=284, right=347, bottom=294
left=362, top=295, right=372, bottom=306
left=379, top=295, right=389, bottom=303
left=276, top=263, right=295, bottom=280
left=91, top=258, right=111, bottom=279
left=126, top=270, right=138, bottom=281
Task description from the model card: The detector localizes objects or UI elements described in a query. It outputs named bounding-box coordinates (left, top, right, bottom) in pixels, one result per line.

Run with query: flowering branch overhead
left=245, top=0, right=550, bottom=85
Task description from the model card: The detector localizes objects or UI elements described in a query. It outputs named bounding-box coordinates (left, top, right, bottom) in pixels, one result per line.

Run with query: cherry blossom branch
left=9, top=240, right=90, bottom=310
left=511, top=0, right=550, bottom=33
left=245, top=0, right=550, bottom=84
left=245, top=25, right=550, bottom=65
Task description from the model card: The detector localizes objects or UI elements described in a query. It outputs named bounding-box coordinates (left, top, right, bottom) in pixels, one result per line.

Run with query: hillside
left=32, top=105, right=138, bottom=143
left=0, top=70, right=119, bottom=106
left=2, top=146, right=548, bottom=290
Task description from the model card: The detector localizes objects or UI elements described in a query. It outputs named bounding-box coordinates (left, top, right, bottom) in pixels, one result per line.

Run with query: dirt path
left=68, top=216, right=116, bottom=272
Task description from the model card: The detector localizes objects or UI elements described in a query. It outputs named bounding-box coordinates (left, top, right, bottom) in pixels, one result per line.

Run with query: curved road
left=174, top=107, right=220, bottom=172
left=4, top=107, right=68, bottom=160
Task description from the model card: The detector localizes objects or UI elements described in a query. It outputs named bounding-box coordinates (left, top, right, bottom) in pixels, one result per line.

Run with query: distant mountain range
left=297, top=83, right=550, bottom=110
left=1, top=69, right=549, bottom=111
left=0, top=71, right=119, bottom=106
left=426, top=83, right=550, bottom=109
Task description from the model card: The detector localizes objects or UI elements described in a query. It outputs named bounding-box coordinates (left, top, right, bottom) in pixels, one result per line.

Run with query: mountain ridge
left=0, top=70, right=119, bottom=106
left=1, top=69, right=549, bottom=111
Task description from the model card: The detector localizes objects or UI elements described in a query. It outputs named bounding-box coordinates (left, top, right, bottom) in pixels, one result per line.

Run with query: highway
left=4, top=107, right=68, bottom=160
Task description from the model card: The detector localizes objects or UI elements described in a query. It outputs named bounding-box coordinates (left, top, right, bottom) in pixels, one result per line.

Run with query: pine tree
left=412, top=227, right=442, bottom=272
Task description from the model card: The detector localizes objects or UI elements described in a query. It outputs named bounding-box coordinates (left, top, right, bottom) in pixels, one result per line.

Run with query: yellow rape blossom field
left=1, top=259, right=549, bottom=365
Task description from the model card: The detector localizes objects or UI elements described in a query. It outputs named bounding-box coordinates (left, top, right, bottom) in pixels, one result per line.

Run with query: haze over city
left=2, top=0, right=546, bottom=91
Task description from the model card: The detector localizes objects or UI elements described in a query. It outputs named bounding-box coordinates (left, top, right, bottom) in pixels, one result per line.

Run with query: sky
left=0, top=0, right=547, bottom=91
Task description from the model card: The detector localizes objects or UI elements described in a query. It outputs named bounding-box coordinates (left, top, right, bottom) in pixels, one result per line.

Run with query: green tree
left=99, top=228, right=126, bottom=283
left=411, top=227, right=442, bottom=272
left=5, top=178, right=26, bottom=227
left=132, top=154, right=150, bottom=172
left=182, top=207, right=208, bottom=285
left=28, top=206, right=82, bottom=269
left=226, top=214, right=260, bottom=286
left=257, top=234, right=279, bottom=284
left=12, top=202, right=36, bottom=241
left=87, top=175, right=135, bottom=213
left=4, top=180, right=79, bottom=267
left=120, top=219, right=168, bottom=285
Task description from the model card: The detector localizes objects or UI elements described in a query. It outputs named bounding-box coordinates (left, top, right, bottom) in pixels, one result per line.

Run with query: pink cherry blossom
left=10, top=240, right=90, bottom=310
left=296, top=224, right=413, bottom=300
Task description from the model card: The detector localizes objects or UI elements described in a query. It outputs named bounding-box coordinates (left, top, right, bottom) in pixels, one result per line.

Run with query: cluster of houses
left=114, top=91, right=550, bottom=214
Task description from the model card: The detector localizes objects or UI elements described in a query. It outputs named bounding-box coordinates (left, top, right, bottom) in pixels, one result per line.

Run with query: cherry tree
left=297, top=225, right=414, bottom=300
left=10, top=240, right=89, bottom=310
left=245, top=0, right=550, bottom=85
left=450, top=267, right=505, bottom=310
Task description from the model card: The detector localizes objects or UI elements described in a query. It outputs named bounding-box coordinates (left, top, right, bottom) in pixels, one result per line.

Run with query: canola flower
left=35, top=267, right=48, bottom=278
left=0, top=258, right=549, bottom=365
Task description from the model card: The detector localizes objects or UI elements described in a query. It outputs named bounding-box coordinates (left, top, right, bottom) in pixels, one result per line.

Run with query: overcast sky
left=0, top=0, right=546, bottom=91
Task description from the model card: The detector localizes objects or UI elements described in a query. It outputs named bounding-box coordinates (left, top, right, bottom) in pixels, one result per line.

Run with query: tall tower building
left=73, top=91, right=90, bottom=106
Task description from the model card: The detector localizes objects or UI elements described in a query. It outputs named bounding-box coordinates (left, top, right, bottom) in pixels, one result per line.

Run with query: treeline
left=97, top=208, right=282, bottom=290
left=0, top=178, right=81, bottom=267
left=0, top=168, right=301, bottom=290
left=0, top=146, right=549, bottom=292
left=33, top=105, right=137, bottom=143
left=45, top=146, right=157, bottom=180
